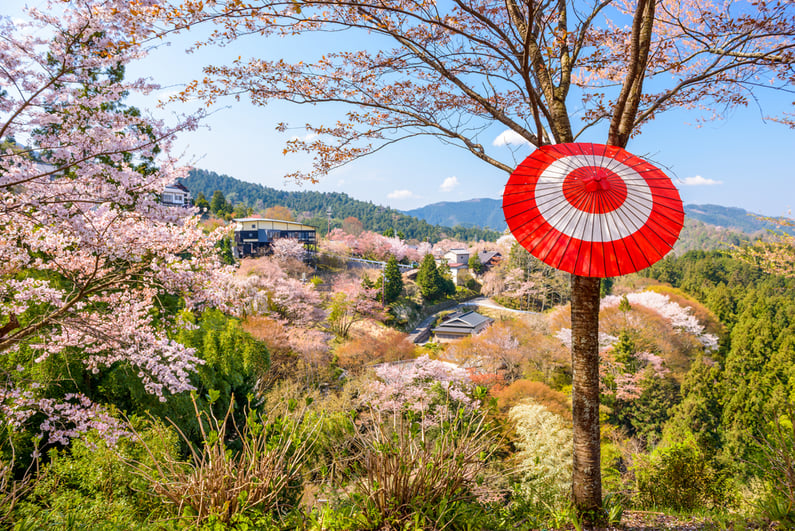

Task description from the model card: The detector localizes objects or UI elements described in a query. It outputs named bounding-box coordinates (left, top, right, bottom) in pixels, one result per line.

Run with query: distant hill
left=683, top=204, right=794, bottom=235
left=182, top=169, right=501, bottom=242
left=183, top=169, right=793, bottom=248
left=404, top=198, right=505, bottom=231
left=403, top=198, right=793, bottom=236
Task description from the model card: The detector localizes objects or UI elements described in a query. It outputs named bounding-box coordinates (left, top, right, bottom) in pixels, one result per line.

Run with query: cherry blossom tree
left=233, top=257, right=324, bottom=327
left=325, top=277, right=385, bottom=338
left=164, top=0, right=793, bottom=516
left=0, top=0, right=232, bottom=442
left=271, top=237, right=307, bottom=261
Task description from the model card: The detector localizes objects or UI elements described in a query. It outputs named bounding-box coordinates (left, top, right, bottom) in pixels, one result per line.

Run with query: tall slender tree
left=382, top=255, right=404, bottom=304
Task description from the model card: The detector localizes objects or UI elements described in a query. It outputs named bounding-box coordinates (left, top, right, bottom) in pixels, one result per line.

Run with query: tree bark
left=570, top=274, right=603, bottom=518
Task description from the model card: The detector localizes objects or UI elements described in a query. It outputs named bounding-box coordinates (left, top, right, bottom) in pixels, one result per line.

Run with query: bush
left=347, top=408, right=500, bottom=529
left=333, top=329, right=416, bottom=373
left=508, top=401, right=573, bottom=505
left=132, top=395, right=317, bottom=527
left=493, top=380, right=571, bottom=420
left=633, top=436, right=729, bottom=511
left=12, top=422, right=179, bottom=529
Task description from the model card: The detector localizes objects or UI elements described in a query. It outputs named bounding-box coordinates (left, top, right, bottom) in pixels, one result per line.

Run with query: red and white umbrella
left=503, top=143, right=684, bottom=277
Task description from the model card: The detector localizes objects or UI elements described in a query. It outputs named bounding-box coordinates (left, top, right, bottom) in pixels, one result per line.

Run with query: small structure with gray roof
left=432, top=310, right=493, bottom=341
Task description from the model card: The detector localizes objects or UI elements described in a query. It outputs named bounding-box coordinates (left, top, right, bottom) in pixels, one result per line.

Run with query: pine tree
left=383, top=255, right=404, bottom=304
left=210, top=190, right=228, bottom=215
left=416, top=254, right=443, bottom=300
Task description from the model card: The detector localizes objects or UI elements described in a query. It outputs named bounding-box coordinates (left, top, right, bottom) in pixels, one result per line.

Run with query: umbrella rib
left=588, top=212, right=599, bottom=277
left=617, top=195, right=652, bottom=230
left=647, top=203, right=685, bottom=240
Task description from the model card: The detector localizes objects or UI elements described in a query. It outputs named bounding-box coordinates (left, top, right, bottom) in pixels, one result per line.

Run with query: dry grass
left=130, top=396, right=317, bottom=525
left=348, top=408, right=500, bottom=528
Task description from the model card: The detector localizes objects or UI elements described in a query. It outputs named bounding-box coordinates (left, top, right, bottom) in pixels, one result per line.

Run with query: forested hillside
left=183, top=169, right=500, bottom=242
left=404, top=198, right=505, bottom=231
left=404, top=198, right=793, bottom=241
left=638, top=250, right=795, bottom=471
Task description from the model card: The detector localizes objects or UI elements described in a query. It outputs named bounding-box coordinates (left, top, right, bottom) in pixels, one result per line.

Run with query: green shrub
left=12, top=421, right=179, bottom=529
left=633, top=436, right=729, bottom=511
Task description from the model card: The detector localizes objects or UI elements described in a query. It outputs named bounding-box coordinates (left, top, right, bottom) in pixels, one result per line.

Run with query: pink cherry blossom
left=0, top=0, right=236, bottom=443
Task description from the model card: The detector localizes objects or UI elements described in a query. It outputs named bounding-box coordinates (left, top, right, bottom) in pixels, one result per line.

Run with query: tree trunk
left=570, top=274, right=603, bottom=519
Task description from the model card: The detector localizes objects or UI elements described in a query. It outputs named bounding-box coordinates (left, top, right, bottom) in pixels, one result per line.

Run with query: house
left=161, top=181, right=191, bottom=207
left=438, top=249, right=470, bottom=285
left=233, top=217, right=317, bottom=258
left=476, top=250, right=502, bottom=270
left=443, top=249, right=470, bottom=265
left=432, top=310, right=493, bottom=341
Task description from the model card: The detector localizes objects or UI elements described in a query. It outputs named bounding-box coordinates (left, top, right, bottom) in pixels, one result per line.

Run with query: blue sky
left=5, top=1, right=794, bottom=217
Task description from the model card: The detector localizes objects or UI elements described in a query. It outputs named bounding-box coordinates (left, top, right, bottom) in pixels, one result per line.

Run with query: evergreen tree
left=210, top=190, right=229, bottom=215
left=468, top=253, right=483, bottom=274
left=416, top=254, right=444, bottom=300
left=383, top=256, right=404, bottom=304
left=194, top=191, right=210, bottom=212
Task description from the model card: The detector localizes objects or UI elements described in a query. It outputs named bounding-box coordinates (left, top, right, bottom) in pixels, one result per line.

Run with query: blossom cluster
left=229, top=257, right=325, bottom=327
left=555, top=328, right=618, bottom=350
left=366, top=355, right=479, bottom=423
left=0, top=0, right=235, bottom=443
left=325, top=228, right=413, bottom=262
left=601, top=291, right=718, bottom=351
left=600, top=349, right=670, bottom=400
left=1, top=388, right=126, bottom=448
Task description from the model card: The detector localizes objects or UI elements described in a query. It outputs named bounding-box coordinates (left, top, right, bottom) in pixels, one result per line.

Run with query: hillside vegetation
left=184, top=169, right=500, bottom=242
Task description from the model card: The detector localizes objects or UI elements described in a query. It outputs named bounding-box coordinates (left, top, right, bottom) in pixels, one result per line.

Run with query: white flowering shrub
left=508, top=401, right=573, bottom=503
left=602, top=291, right=718, bottom=351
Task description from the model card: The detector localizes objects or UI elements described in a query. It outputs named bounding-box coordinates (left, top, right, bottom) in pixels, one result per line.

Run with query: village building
left=432, top=310, right=493, bottom=341
left=437, top=248, right=470, bottom=285
left=477, top=250, right=502, bottom=270
left=233, top=217, right=317, bottom=258
left=161, top=182, right=192, bottom=207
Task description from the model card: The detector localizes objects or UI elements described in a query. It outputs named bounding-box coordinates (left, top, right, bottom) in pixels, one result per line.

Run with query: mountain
left=183, top=168, right=792, bottom=247
left=404, top=198, right=793, bottom=236
left=403, top=198, right=506, bottom=231
left=182, top=169, right=501, bottom=242
left=683, top=204, right=793, bottom=235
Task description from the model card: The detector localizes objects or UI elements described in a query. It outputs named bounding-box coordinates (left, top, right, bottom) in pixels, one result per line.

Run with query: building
left=233, top=217, right=317, bottom=258
left=443, top=249, right=470, bottom=265
left=161, top=182, right=192, bottom=207
left=476, top=250, right=502, bottom=270
left=438, top=249, right=470, bottom=285
left=432, top=310, right=493, bottom=341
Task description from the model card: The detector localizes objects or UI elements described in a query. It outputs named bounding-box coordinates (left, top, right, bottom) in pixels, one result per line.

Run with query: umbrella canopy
left=503, top=143, right=683, bottom=277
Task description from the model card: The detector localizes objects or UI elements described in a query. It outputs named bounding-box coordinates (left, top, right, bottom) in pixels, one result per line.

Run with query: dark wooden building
left=233, top=217, right=317, bottom=258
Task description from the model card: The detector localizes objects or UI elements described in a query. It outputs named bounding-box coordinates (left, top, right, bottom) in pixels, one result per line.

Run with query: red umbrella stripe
left=503, top=143, right=684, bottom=277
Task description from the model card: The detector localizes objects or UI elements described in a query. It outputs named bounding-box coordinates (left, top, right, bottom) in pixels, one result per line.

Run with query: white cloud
left=289, top=133, right=318, bottom=142
left=681, top=175, right=723, bottom=186
left=493, top=129, right=530, bottom=147
left=336, top=179, right=345, bottom=186
left=388, top=189, right=415, bottom=199
left=440, top=176, right=459, bottom=192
